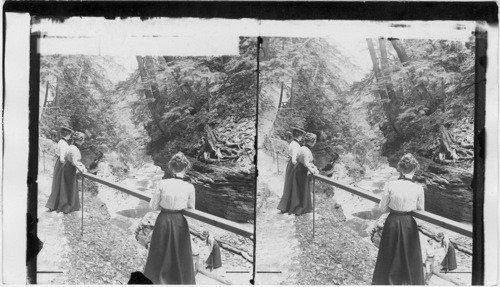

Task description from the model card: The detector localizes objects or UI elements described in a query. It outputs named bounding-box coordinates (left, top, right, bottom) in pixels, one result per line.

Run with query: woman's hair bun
left=72, top=131, right=85, bottom=143
left=303, top=132, right=317, bottom=144
left=168, top=152, right=191, bottom=173
left=397, top=153, right=420, bottom=175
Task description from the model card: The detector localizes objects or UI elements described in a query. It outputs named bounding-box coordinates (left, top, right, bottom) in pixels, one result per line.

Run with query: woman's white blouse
left=65, top=145, right=85, bottom=171
left=297, top=146, right=314, bottom=168
left=288, top=140, right=301, bottom=164
left=57, top=139, right=69, bottom=163
left=150, top=178, right=196, bottom=211
left=379, top=180, right=425, bottom=213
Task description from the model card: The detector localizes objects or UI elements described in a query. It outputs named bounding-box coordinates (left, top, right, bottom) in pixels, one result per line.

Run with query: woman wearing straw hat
left=57, top=131, right=87, bottom=214
left=288, top=132, right=319, bottom=216
left=277, top=127, right=304, bottom=214
left=372, top=153, right=425, bottom=285
left=202, top=230, right=222, bottom=271
left=436, top=232, right=457, bottom=273
left=46, top=127, right=74, bottom=212
left=144, top=152, right=196, bottom=284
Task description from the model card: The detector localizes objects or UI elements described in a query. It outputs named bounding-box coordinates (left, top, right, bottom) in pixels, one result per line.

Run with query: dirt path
left=97, top=164, right=253, bottom=285
left=37, top=170, right=72, bottom=284
left=255, top=150, right=301, bottom=284
left=37, top=163, right=246, bottom=284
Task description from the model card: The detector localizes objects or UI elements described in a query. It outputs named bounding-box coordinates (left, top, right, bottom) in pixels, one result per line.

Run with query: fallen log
left=189, top=227, right=254, bottom=264
left=417, top=224, right=472, bottom=255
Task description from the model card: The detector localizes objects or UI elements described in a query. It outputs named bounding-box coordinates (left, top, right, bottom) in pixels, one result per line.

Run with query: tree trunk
left=366, top=38, right=403, bottom=136
left=378, top=38, right=401, bottom=112
left=136, top=56, right=169, bottom=139
left=277, top=82, right=284, bottom=109
left=54, top=78, right=60, bottom=107
left=389, top=38, right=410, bottom=63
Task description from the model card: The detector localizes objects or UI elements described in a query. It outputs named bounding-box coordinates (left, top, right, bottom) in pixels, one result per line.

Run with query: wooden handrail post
left=81, top=176, right=84, bottom=236
left=312, top=175, right=316, bottom=239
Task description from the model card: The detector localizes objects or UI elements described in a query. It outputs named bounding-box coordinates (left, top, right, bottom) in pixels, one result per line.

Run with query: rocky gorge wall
left=147, top=116, right=256, bottom=223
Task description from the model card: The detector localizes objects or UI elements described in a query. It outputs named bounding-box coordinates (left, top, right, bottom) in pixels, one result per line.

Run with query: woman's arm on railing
left=149, top=185, right=161, bottom=211
left=187, top=185, right=195, bottom=209
left=304, top=148, right=319, bottom=174
left=378, top=183, right=390, bottom=214
left=72, top=147, right=87, bottom=173
left=416, top=187, right=425, bottom=211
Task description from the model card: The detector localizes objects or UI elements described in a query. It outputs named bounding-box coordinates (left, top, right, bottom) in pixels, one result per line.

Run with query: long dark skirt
left=206, top=241, right=222, bottom=269
left=144, top=209, right=196, bottom=285
left=441, top=242, right=457, bottom=271
left=288, top=163, right=312, bottom=216
left=277, top=159, right=296, bottom=213
left=372, top=211, right=425, bottom=285
left=52, top=162, right=80, bottom=213
left=45, top=159, right=64, bottom=210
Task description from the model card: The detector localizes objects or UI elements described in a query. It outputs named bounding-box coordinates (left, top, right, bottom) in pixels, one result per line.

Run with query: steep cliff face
left=146, top=117, right=255, bottom=223
left=381, top=118, right=474, bottom=222
left=188, top=161, right=255, bottom=222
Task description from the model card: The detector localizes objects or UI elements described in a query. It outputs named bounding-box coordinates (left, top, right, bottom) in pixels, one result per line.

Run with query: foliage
left=126, top=38, right=257, bottom=160
left=261, top=38, right=365, bottom=153
left=40, top=55, right=151, bottom=171
left=355, top=39, right=475, bottom=168
left=40, top=55, right=113, bottom=138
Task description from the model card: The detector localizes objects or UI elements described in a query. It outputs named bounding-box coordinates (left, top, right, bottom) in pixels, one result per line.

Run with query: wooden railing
left=80, top=173, right=254, bottom=239
left=310, top=174, right=473, bottom=238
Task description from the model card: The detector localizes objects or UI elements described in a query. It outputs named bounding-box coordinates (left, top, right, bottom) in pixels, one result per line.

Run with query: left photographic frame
left=24, top=17, right=257, bottom=285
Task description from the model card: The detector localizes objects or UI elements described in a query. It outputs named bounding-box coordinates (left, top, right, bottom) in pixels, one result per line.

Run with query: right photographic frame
left=255, top=21, right=491, bottom=285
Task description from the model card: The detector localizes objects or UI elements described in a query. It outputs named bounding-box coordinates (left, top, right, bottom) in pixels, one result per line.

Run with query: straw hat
left=291, top=126, right=305, bottom=134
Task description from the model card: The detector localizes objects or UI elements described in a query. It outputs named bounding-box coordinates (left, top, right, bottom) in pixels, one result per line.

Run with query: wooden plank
left=81, top=173, right=254, bottom=239
left=311, top=174, right=472, bottom=238
left=412, top=210, right=472, bottom=238
left=82, top=173, right=152, bottom=202
left=183, top=209, right=253, bottom=239
left=313, top=174, right=381, bottom=203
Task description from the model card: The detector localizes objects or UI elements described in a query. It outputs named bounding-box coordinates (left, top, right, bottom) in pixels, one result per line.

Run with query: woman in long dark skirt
left=437, top=232, right=457, bottom=272
left=203, top=230, right=222, bottom=271
left=277, top=128, right=304, bottom=213
left=45, top=127, right=73, bottom=212
left=55, top=131, right=87, bottom=214
left=288, top=132, right=319, bottom=216
left=144, top=152, right=196, bottom=284
left=372, top=154, right=425, bottom=285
